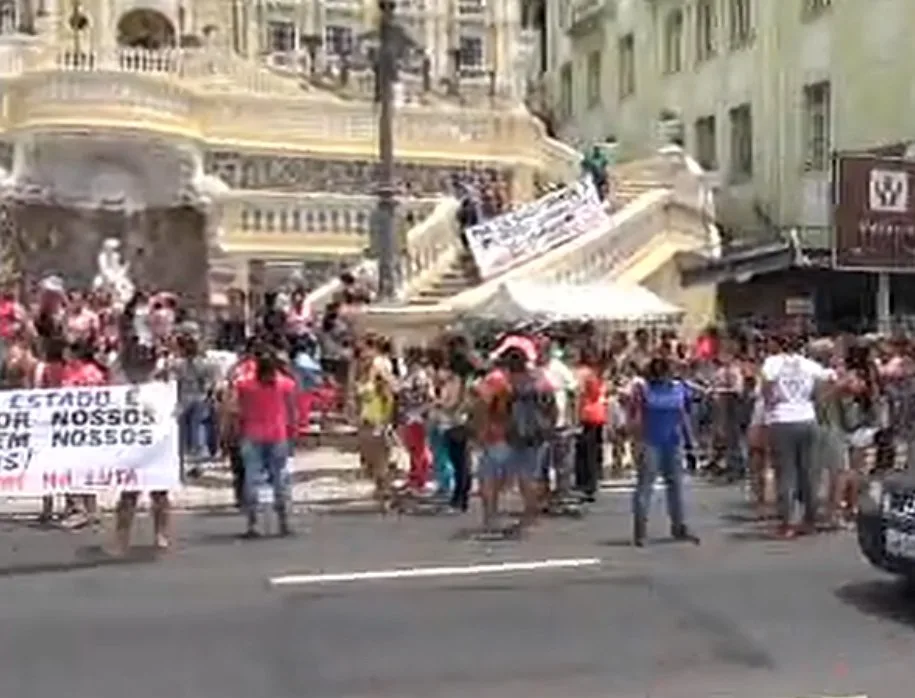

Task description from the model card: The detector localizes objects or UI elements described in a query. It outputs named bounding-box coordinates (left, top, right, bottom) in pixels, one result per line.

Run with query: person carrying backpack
left=503, top=346, right=557, bottom=530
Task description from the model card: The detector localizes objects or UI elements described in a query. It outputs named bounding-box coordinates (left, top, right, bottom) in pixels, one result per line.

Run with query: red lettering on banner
left=43, top=470, right=72, bottom=491
left=83, top=468, right=138, bottom=488
left=117, top=468, right=138, bottom=487
left=0, top=473, right=25, bottom=492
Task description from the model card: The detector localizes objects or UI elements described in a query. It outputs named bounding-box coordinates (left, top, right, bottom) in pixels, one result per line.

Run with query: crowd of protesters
left=3, top=258, right=913, bottom=550
left=339, top=319, right=915, bottom=545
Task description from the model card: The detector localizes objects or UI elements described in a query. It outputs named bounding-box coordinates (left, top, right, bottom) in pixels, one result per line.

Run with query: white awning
left=468, top=280, right=684, bottom=328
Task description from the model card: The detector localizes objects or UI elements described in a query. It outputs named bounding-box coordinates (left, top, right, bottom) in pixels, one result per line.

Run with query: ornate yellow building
left=0, top=0, right=719, bottom=333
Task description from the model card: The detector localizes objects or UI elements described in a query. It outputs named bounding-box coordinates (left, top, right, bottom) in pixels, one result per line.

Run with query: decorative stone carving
left=0, top=135, right=225, bottom=309
left=9, top=134, right=201, bottom=211
left=204, top=150, right=514, bottom=199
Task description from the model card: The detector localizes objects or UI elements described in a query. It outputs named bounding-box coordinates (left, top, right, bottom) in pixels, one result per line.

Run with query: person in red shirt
left=233, top=348, right=297, bottom=537
left=575, top=345, right=607, bottom=502
left=471, top=362, right=513, bottom=532
left=0, top=284, right=26, bottom=344
left=220, top=339, right=259, bottom=508
left=33, top=336, right=68, bottom=523
left=59, top=340, right=107, bottom=529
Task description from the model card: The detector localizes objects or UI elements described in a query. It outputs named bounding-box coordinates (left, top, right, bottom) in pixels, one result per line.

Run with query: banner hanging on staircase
left=464, top=178, right=612, bottom=280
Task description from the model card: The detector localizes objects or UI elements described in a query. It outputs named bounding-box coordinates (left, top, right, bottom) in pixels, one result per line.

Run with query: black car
left=857, top=471, right=915, bottom=584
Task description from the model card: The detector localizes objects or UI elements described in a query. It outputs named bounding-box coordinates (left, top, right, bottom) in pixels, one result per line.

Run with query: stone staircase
left=403, top=165, right=672, bottom=306
left=406, top=250, right=479, bottom=306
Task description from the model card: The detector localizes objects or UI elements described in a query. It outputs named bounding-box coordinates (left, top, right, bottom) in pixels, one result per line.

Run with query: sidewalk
left=0, top=448, right=372, bottom=516
left=0, top=448, right=724, bottom=516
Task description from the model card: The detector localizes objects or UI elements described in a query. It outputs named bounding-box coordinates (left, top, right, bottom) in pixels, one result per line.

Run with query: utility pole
left=374, top=0, right=397, bottom=300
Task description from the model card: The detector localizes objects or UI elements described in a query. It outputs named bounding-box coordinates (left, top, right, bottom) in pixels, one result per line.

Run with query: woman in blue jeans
left=235, top=349, right=297, bottom=538
left=631, top=356, right=699, bottom=547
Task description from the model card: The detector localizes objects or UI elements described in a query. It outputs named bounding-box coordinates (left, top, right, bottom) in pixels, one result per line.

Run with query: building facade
left=0, top=0, right=565, bottom=307
left=543, top=0, right=915, bottom=239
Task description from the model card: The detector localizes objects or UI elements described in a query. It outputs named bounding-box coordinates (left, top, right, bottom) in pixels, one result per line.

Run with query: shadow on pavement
left=0, top=545, right=158, bottom=579
left=600, top=535, right=688, bottom=548
left=835, top=578, right=915, bottom=627
left=448, top=525, right=523, bottom=542
left=191, top=469, right=353, bottom=490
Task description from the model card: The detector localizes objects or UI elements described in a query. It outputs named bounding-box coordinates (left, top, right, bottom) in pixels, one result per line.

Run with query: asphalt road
left=0, top=486, right=911, bottom=698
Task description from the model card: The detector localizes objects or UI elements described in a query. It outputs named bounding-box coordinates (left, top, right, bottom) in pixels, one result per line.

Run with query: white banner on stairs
left=464, top=178, right=611, bottom=280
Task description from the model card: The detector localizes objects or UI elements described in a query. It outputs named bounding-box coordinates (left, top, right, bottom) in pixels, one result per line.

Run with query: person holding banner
left=59, top=339, right=107, bottom=529
left=34, top=336, right=68, bottom=524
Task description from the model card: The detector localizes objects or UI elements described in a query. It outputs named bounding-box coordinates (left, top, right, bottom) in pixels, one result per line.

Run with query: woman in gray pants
left=760, top=334, right=835, bottom=539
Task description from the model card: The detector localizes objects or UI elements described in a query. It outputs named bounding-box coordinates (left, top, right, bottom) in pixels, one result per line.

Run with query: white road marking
left=599, top=475, right=713, bottom=494
left=269, top=557, right=602, bottom=587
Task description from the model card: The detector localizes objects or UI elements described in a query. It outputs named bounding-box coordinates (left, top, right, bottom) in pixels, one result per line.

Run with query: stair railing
left=304, top=196, right=461, bottom=313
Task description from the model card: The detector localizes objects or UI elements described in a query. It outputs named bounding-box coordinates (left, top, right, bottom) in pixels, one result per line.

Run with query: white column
left=876, top=272, right=892, bottom=334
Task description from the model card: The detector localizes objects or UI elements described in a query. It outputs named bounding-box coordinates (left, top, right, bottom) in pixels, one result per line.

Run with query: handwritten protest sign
left=0, top=382, right=180, bottom=496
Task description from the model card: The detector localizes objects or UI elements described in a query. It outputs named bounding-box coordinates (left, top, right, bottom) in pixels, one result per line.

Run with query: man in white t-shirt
left=761, top=335, right=834, bottom=538
left=541, top=342, right=578, bottom=505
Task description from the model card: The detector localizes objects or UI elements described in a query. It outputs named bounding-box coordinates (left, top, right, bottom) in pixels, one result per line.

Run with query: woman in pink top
left=234, top=348, right=297, bottom=537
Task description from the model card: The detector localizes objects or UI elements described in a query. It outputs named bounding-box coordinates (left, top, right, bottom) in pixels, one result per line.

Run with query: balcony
left=565, top=0, right=615, bottom=36
left=11, top=69, right=196, bottom=134
left=221, top=191, right=440, bottom=254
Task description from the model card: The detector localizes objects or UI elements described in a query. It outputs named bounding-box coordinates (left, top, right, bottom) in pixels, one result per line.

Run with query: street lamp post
left=374, top=0, right=397, bottom=301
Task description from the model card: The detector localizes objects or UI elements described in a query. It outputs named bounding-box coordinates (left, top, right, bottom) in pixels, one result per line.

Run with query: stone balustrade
left=538, top=131, right=581, bottom=185
left=304, top=195, right=461, bottom=312
left=36, top=46, right=303, bottom=95
left=0, top=41, right=555, bottom=160
left=223, top=191, right=439, bottom=238
left=398, top=196, right=461, bottom=299
left=12, top=70, right=195, bottom=127
left=443, top=145, right=717, bottom=310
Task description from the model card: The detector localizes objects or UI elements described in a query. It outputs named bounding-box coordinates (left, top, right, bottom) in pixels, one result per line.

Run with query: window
left=559, top=62, right=573, bottom=119
left=802, top=0, right=831, bottom=21
left=803, top=81, right=831, bottom=171
left=586, top=50, right=602, bottom=108
left=729, top=104, right=753, bottom=182
left=695, top=0, right=717, bottom=63
left=458, top=35, right=483, bottom=69
left=458, top=0, right=485, bottom=14
left=0, top=1, right=16, bottom=34
left=728, top=0, right=753, bottom=50
left=694, top=116, right=717, bottom=170
left=324, top=25, right=354, bottom=56
left=663, top=9, right=684, bottom=74
left=618, top=33, right=635, bottom=98
left=267, top=20, right=295, bottom=52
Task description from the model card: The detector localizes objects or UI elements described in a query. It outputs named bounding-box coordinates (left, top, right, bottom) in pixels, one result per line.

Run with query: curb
left=0, top=494, right=380, bottom=519
left=190, top=467, right=364, bottom=489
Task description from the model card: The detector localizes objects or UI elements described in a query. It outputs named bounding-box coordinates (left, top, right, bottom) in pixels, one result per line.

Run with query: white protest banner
left=464, top=178, right=612, bottom=280
left=0, top=382, right=180, bottom=496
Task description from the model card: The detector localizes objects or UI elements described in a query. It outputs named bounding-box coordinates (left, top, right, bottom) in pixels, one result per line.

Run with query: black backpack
left=506, top=373, right=555, bottom=448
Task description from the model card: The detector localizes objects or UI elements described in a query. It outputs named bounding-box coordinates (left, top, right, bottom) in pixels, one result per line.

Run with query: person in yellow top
left=356, top=336, right=396, bottom=510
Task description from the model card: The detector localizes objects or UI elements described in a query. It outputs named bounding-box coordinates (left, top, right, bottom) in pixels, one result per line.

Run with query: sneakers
left=671, top=524, right=701, bottom=545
